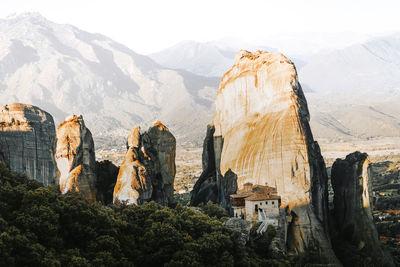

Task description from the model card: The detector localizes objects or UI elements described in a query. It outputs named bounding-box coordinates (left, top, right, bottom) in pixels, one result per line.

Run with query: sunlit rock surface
left=55, top=115, right=97, bottom=201
left=114, top=122, right=176, bottom=206
left=0, top=103, right=56, bottom=185
left=113, top=126, right=152, bottom=205
left=331, top=152, right=394, bottom=266
left=192, top=51, right=338, bottom=260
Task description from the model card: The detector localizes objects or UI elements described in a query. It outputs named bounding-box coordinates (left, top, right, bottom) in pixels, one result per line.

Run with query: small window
left=260, top=202, right=262, bottom=205
left=272, top=201, right=274, bottom=205
left=266, top=201, right=268, bottom=205
left=255, top=204, right=258, bottom=212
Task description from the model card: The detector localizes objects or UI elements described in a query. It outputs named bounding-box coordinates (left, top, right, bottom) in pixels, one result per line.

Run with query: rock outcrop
left=0, top=103, right=56, bottom=185
left=96, top=160, right=119, bottom=205
left=331, top=152, right=394, bottom=266
left=190, top=125, right=220, bottom=206
left=54, top=115, right=97, bottom=202
left=191, top=50, right=337, bottom=261
left=113, top=126, right=152, bottom=205
left=113, top=122, right=176, bottom=206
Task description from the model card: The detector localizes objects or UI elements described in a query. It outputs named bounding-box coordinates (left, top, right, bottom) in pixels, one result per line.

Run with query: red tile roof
left=230, top=183, right=280, bottom=202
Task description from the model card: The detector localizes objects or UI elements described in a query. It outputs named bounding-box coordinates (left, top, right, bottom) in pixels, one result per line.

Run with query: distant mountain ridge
left=151, top=33, right=400, bottom=143
left=0, top=12, right=219, bottom=148
left=2, top=13, right=400, bottom=147
left=302, top=33, right=400, bottom=141
left=149, top=39, right=276, bottom=77
left=300, top=33, right=400, bottom=98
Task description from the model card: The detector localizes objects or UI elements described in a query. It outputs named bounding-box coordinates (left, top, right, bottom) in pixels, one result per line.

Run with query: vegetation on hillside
left=0, top=163, right=299, bottom=267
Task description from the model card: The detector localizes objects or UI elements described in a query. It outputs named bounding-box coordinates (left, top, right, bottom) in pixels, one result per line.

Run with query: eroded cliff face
left=113, top=126, right=152, bottom=205
left=331, top=152, right=394, bottom=266
left=191, top=50, right=336, bottom=260
left=96, top=160, right=119, bottom=205
left=190, top=124, right=220, bottom=206
left=113, top=122, right=176, bottom=206
left=0, top=103, right=56, bottom=185
left=55, top=115, right=97, bottom=202
left=213, top=50, right=315, bottom=206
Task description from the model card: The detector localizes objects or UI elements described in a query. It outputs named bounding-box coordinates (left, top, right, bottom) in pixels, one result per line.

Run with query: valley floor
left=96, top=137, right=400, bottom=193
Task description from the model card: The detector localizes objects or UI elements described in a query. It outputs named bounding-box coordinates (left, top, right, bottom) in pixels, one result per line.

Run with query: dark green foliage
left=199, top=201, right=229, bottom=221
left=0, top=163, right=235, bottom=266
left=241, top=223, right=290, bottom=267
left=375, top=196, right=400, bottom=210
left=247, top=224, right=277, bottom=258
left=173, top=192, right=191, bottom=206
left=0, top=163, right=326, bottom=266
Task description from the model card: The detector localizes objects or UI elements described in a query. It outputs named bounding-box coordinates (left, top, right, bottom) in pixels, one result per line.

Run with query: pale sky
left=1, top=0, right=400, bottom=54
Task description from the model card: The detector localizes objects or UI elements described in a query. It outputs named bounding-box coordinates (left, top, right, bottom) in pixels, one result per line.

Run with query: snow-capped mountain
left=0, top=13, right=219, bottom=147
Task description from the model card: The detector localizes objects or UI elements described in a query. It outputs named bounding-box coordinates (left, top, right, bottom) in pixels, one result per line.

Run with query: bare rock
left=190, top=124, right=220, bottom=206
left=0, top=103, right=56, bottom=185
left=55, top=115, right=97, bottom=202
left=191, top=51, right=338, bottom=262
left=113, top=122, right=176, bottom=206
left=113, top=126, right=152, bottom=205
left=96, top=160, right=119, bottom=205
left=141, top=121, right=176, bottom=206
left=331, top=151, right=394, bottom=266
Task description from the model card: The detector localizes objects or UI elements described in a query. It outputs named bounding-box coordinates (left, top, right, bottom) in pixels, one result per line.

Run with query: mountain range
left=1, top=12, right=400, bottom=148
left=152, top=32, right=400, bottom=142
left=149, top=39, right=276, bottom=77
left=0, top=12, right=218, bottom=148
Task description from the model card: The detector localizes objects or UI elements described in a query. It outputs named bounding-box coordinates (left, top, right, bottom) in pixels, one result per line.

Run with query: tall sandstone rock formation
left=113, top=122, right=176, bottom=206
left=331, top=152, right=394, bottom=266
left=191, top=51, right=337, bottom=260
left=0, top=103, right=56, bottom=185
left=113, top=126, right=152, bottom=205
left=54, top=115, right=97, bottom=202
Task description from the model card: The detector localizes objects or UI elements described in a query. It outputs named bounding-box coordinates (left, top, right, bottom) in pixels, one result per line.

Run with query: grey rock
left=0, top=103, right=56, bottom=185
left=190, top=124, right=219, bottom=206
left=331, top=151, right=394, bottom=266
left=141, top=121, right=176, bottom=206
left=96, top=160, right=119, bottom=205
left=113, top=122, right=176, bottom=206
left=191, top=51, right=340, bottom=264
left=55, top=115, right=97, bottom=202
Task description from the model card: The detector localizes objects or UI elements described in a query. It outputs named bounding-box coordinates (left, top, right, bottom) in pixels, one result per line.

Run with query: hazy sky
left=1, top=0, right=400, bottom=54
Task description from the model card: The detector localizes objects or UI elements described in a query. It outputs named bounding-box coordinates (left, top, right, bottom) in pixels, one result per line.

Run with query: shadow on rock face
left=96, top=160, right=119, bottom=205
left=190, top=125, right=238, bottom=211
left=330, top=151, right=395, bottom=267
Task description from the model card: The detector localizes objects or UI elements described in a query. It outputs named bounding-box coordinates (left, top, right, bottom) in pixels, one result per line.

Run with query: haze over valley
left=0, top=1, right=399, bottom=265
left=1, top=12, right=400, bottom=165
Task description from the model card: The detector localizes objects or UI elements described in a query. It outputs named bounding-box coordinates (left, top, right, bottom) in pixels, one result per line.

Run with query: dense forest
left=0, top=162, right=328, bottom=267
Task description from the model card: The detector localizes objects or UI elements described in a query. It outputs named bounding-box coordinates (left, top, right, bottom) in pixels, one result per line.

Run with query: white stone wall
left=245, top=199, right=280, bottom=221
left=233, top=207, right=245, bottom=219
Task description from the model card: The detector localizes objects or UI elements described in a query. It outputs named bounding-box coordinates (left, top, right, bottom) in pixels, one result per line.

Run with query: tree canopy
left=0, top=162, right=296, bottom=267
